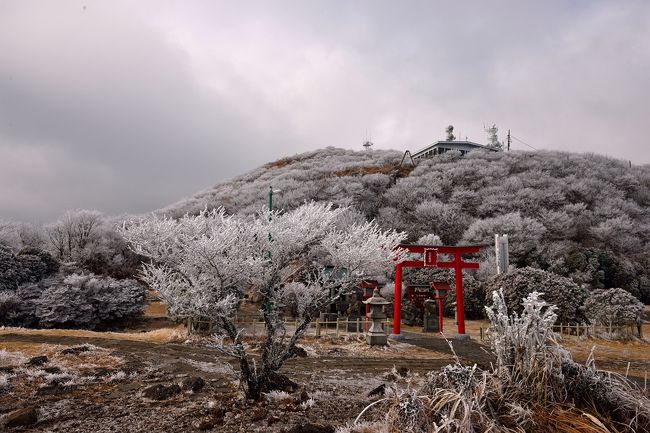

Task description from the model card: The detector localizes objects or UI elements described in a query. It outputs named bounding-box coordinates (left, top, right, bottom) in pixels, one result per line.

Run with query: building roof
left=412, top=140, right=498, bottom=159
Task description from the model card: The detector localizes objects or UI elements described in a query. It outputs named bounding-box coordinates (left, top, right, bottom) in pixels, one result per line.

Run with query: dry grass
left=144, top=298, right=168, bottom=317
left=530, top=403, right=615, bottom=433
left=333, top=164, right=414, bottom=178
left=0, top=342, right=124, bottom=370
left=350, top=292, right=650, bottom=433
left=0, top=325, right=187, bottom=344
left=266, top=156, right=301, bottom=169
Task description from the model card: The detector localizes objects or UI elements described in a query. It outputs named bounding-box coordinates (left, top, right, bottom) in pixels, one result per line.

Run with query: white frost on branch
left=120, top=202, right=406, bottom=399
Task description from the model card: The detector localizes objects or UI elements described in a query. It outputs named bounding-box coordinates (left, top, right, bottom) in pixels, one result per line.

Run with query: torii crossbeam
left=393, top=244, right=483, bottom=337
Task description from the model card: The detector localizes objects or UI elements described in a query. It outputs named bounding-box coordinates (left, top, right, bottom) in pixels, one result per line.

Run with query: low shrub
left=584, top=288, right=644, bottom=326
left=486, top=267, right=588, bottom=323
left=0, top=246, right=59, bottom=291
left=352, top=290, right=650, bottom=433
left=0, top=273, right=146, bottom=329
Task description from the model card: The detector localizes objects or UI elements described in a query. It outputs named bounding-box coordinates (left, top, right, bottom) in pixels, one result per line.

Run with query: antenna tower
left=363, top=130, right=373, bottom=151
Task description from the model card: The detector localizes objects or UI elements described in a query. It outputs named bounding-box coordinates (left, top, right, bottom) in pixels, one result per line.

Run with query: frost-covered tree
left=121, top=202, right=406, bottom=399
left=45, top=209, right=102, bottom=261
left=0, top=221, right=44, bottom=251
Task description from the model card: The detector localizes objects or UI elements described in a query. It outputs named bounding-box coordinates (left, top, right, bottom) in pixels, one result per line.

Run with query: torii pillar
left=392, top=244, right=482, bottom=338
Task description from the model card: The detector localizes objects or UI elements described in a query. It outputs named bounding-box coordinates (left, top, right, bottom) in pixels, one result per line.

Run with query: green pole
left=268, top=186, right=273, bottom=256
left=268, top=185, right=273, bottom=222
left=265, top=186, right=273, bottom=313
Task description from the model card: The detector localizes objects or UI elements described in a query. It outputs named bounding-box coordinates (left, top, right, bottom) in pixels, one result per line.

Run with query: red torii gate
left=393, top=244, right=483, bottom=337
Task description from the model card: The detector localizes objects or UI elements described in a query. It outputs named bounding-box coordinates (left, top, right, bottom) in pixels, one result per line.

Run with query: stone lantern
left=363, top=288, right=390, bottom=346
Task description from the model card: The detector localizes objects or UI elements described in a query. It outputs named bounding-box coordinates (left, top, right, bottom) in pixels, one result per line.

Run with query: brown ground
left=1, top=301, right=649, bottom=432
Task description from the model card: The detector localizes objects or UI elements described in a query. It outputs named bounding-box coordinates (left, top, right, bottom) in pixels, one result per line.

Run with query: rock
left=287, top=423, right=335, bottom=433
left=142, top=384, right=181, bottom=400
left=195, top=419, right=215, bottom=430
left=93, top=368, right=114, bottom=378
left=250, top=407, right=268, bottom=421
left=396, top=366, right=409, bottom=377
left=367, top=383, right=386, bottom=398
left=25, top=355, right=48, bottom=366
left=181, top=376, right=206, bottom=392
left=291, top=346, right=308, bottom=358
left=265, top=372, right=298, bottom=393
left=37, top=383, right=77, bottom=396
left=61, top=345, right=92, bottom=355
left=43, top=366, right=62, bottom=374
left=5, top=407, right=38, bottom=427
left=295, top=389, right=310, bottom=404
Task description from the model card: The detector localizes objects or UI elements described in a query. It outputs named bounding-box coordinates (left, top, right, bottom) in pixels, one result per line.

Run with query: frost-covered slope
left=160, top=147, right=650, bottom=301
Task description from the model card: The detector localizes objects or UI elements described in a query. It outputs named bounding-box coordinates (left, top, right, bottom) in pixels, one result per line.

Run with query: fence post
left=356, top=318, right=360, bottom=335
left=252, top=320, right=257, bottom=337
left=315, top=321, right=321, bottom=337
left=336, top=318, right=340, bottom=337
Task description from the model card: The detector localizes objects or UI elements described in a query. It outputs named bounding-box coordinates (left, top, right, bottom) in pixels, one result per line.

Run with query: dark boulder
left=5, top=407, right=38, bottom=428
left=142, top=384, right=181, bottom=400
left=181, top=376, right=206, bottom=392
left=25, top=355, right=48, bottom=366
left=287, top=423, right=335, bottom=433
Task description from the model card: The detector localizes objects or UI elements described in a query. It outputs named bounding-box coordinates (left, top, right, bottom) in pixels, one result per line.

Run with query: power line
left=510, top=134, right=538, bottom=151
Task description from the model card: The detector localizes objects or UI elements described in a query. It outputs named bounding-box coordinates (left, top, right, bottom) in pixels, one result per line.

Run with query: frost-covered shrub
left=0, top=246, right=59, bottom=291
left=0, top=290, right=19, bottom=319
left=17, top=247, right=60, bottom=276
left=486, top=267, right=588, bottom=323
left=34, top=273, right=146, bottom=329
left=485, top=289, right=564, bottom=399
left=458, top=276, right=486, bottom=320
left=0, top=373, right=10, bottom=393
left=415, top=233, right=442, bottom=246
left=462, top=212, right=547, bottom=266
left=358, top=290, right=650, bottom=432
left=76, top=227, right=143, bottom=279
left=584, top=288, right=644, bottom=326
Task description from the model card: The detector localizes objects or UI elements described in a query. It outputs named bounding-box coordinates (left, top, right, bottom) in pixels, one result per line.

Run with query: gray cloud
left=1, top=1, right=649, bottom=221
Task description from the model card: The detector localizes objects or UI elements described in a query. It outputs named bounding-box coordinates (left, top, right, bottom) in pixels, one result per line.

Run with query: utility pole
left=507, top=129, right=511, bottom=152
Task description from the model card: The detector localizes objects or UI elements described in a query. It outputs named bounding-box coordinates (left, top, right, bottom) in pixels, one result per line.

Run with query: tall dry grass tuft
left=350, top=290, right=650, bottom=433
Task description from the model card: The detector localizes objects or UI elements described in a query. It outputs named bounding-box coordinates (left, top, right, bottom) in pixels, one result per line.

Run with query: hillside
left=161, top=147, right=650, bottom=302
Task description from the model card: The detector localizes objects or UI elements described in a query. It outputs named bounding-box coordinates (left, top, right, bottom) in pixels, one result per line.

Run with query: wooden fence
left=479, top=322, right=645, bottom=340
left=187, top=317, right=392, bottom=337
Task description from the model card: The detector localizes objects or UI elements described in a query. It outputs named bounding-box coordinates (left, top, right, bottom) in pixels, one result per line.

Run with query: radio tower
left=363, top=130, right=373, bottom=151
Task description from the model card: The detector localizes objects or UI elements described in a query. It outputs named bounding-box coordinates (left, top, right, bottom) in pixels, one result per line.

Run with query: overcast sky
left=1, top=1, right=649, bottom=222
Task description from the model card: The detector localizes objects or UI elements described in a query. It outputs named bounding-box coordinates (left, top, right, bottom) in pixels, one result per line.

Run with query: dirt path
left=401, top=332, right=495, bottom=367
left=0, top=332, right=457, bottom=379
left=0, top=331, right=459, bottom=432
